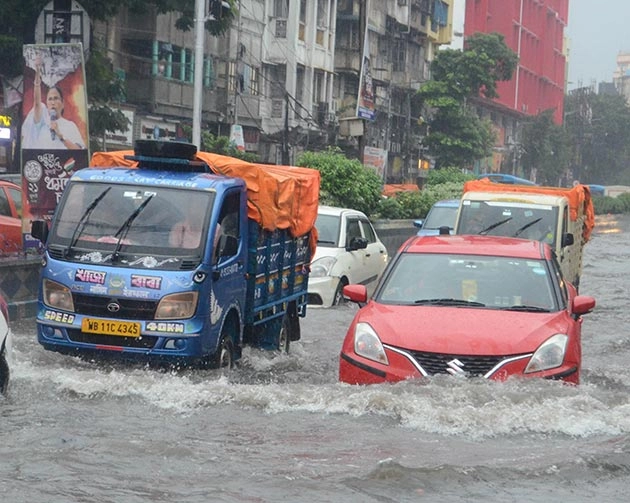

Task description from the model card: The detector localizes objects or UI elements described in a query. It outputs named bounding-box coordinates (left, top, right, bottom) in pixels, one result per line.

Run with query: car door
left=358, top=217, right=387, bottom=292
left=341, top=214, right=371, bottom=286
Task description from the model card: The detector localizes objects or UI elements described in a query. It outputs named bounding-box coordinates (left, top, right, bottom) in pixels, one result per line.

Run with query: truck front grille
left=73, top=293, right=158, bottom=320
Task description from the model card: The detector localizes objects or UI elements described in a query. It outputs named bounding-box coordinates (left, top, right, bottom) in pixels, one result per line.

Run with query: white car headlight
left=155, top=292, right=199, bottom=319
left=524, top=334, right=568, bottom=373
left=354, top=322, right=389, bottom=365
left=43, top=279, right=75, bottom=311
left=310, top=256, right=337, bottom=278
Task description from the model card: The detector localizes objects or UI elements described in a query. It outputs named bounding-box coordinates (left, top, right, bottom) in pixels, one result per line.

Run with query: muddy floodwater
left=2, top=214, right=630, bottom=502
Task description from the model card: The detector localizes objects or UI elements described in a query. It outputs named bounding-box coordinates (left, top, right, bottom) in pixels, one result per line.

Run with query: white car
left=308, top=206, right=388, bottom=307
left=0, top=294, right=10, bottom=395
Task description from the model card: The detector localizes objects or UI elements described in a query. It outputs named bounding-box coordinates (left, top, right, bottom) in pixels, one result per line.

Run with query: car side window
left=360, top=218, right=377, bottom=243
left=346, top=218, right=362, bottom=247
left=8, top=187, right=21, bottom=218
left=0, top=190, right=10, bottom=217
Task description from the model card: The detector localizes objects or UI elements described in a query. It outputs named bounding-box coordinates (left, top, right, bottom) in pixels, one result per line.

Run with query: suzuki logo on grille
left=107, top=302, right=121, bottom=313
left=446, top=358, right=466, bottom=376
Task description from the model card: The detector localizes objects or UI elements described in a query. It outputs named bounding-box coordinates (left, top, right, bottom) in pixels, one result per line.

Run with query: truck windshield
left=48, top=182, right=215, bottom=269
left=458, top=201, right=559, bottom=248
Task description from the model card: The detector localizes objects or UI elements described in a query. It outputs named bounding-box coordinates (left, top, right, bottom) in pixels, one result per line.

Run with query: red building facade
left=465, top=0, right=568, bottom=124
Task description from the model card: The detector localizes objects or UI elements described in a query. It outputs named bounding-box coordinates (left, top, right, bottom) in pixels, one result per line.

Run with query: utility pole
left=192, top=0, right=206, bottom=148
left=282, top=93, right=290, bottom=165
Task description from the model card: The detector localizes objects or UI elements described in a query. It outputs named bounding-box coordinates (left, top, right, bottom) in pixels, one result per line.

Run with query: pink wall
left=465, top=0, right=568, bottom=124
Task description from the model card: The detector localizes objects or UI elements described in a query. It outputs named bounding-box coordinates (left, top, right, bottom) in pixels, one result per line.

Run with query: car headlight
left=155, top=292, right=199, bottom=319
left=354, top=322, right=389, bottom=365
left=310, top=256, right=337, bottom=278
left=42, top=279, right=74, bottom=311
left=524, top=334, right=568, bottom=373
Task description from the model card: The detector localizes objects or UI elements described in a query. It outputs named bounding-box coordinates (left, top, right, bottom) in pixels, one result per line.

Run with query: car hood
left=357, top=302, right=573, bottom=355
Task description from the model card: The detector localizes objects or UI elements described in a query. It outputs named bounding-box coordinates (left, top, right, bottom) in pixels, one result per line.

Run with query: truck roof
left=90, top=145, right=320, bottom=237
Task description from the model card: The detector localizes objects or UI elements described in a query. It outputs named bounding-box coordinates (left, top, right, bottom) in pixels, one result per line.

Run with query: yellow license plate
left=81, top=318, right=141, bottom=338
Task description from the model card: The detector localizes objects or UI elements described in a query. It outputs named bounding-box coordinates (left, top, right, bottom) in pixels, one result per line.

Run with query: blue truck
left=31, top=141, right=319, bottom=368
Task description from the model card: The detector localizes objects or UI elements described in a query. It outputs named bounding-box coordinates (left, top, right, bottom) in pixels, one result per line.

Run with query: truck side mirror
left=31, top=220, right=49, bottom=244
left=561, top=232, right=574, bottom=247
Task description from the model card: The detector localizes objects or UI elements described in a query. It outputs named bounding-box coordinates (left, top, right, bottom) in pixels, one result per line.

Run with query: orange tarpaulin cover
left=382, top=184, right=420, bottom=197
left=464, top=179, right=595, bottom=242
left=90, top=150, right=320, bottom=239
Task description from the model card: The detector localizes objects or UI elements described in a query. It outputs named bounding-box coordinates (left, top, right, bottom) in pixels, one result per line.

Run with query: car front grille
left=407, top=350, right=509, bottom=377
left=73, top=293, right=158, bottom=320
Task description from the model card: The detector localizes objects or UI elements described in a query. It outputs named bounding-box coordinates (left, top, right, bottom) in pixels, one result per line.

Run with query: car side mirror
left=413, top=219, right=424, bottom=229
left=346, top=236, right=368, bottom=251
left=572, top=295, right=595, bottom=317
left=561, top=232, right=574, bottom=247
left=343, top=284, right=367, bottom=304
left=31, top=220, right=49, bottom=244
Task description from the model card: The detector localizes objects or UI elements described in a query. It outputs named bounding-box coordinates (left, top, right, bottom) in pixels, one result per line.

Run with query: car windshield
left=315, top=213, right=341, bottom=247
left=377, top=252, right=558, bottom=311
left=48, top=181, right=215, bottom=269
left=423, top=205, right=458, bottom=230
left=458, top=201, right=559, bottom=248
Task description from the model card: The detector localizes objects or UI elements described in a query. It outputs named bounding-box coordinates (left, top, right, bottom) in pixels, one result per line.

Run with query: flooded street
left=2, top=214, right=630, bottom=502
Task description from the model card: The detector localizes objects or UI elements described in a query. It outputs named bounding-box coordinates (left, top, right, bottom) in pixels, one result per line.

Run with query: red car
left=0, top=179, right=23, bottom=255
left=339, top=235, right=596, bottom=385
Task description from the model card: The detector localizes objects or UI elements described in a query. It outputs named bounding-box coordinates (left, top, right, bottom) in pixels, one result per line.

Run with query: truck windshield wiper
left=65, top=187, right=111, bottom=256
left=513, top=217, right=543, bottom=238
left=479, top=217, right=512, bottom=235
left=413, top=298, right=486, bottom=307
left=111, top=195, right=154, bottom=262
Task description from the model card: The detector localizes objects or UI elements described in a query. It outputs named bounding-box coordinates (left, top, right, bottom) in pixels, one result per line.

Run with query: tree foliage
left=521, top=110, right=570, bottom=186
left=296, top=148, right=383, bottom=216
left=417, top=32, right=518, bottom=169
left=564, top=91, right=630, bottom=185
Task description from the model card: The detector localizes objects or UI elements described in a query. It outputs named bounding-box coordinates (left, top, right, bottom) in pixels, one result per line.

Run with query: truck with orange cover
left=31, top=140, right=319, bottom=367
left=455, top=179, right=595, bottom=289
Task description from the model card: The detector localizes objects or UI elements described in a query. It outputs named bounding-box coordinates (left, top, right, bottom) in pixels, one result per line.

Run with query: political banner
left=21, top=43, right=89, bottom=247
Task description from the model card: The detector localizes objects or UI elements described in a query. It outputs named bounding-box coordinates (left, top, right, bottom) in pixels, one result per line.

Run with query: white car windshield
left=378, top=253, right=558, bottom=311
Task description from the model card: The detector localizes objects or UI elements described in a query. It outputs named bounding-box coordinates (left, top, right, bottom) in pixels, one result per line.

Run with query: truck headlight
left=309, top=256, right=337, bottom=278
left=524, top=334, right=568, bottom=373
left=42, top=279, right=74, bottom=311
left=155, top=292, right=199, bottom=319
left=354, top=322, right=389, bottom=365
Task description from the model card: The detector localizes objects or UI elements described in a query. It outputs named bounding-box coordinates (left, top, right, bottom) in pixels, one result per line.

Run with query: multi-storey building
left=464, top=0, right=568, bottom=174
left=93, top=0, right=337, bottom=164
left=613, top=51, right=630, bottom=104
left=335, top=0, right=453, bottom=182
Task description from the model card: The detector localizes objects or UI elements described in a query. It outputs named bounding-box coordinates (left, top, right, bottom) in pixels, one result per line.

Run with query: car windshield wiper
left=513, top=217, right=543, bottom=238
left=111, top=195, right=154, bottom=262
left=65, top=187, right=111, bottom=257
left=413, top=298, right=486, bottom=307
left=479, top=217, right=512, bottom=235
left=500, top=305, right=551, bottom=312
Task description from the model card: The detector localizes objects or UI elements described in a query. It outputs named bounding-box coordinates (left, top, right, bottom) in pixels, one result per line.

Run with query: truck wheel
left=213, top=332, right=234, bottom=370
left=278, top=315, right=290, bottom=353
